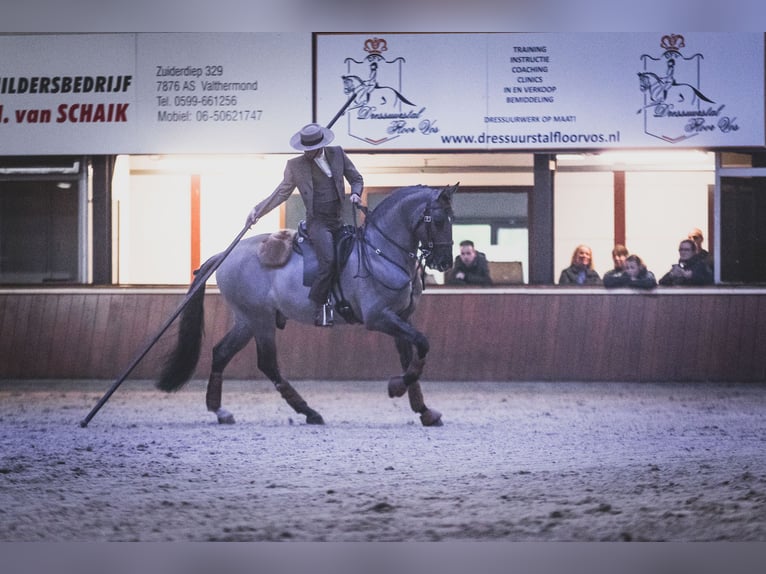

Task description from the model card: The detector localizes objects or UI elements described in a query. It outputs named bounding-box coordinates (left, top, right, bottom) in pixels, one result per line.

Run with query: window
left=346, top=186, right=529, bottom=284
left=0, top=158, right=83, bottom=284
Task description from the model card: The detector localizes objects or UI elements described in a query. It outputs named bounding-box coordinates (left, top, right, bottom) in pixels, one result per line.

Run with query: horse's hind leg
left=207, top=321, right=253, bottom=424
left=255, top=333, right=324, bottom=425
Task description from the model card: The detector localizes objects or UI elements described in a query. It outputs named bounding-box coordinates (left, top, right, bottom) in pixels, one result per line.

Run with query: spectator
left=659, top=239, right=713, bottom=286
left=444, top=240, right=492, bottom=285
left=602, top=244, right=629, bottom=286
left=558, top=244, right=602, bottom=285
left=604, top=254, right=657, bottom=289
left=688, top=227, right=714, bottom=270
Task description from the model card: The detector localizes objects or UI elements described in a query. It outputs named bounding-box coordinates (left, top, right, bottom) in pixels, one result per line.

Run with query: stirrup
left=314, top=303, right=334, bottom=327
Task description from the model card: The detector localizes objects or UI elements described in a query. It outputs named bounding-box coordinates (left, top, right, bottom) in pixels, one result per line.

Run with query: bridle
left=416, top=201, right=454, bottom=271
left=353, top=195, right=453, bottom=289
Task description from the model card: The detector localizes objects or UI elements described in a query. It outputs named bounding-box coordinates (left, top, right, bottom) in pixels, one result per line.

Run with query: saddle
left=293, top=221, right=357, bottom=288
left=257, top=223, right=360, bottom=323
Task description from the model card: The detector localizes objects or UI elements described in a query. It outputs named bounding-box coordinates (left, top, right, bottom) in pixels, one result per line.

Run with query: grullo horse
left=157, top=184, right=458, bottom=427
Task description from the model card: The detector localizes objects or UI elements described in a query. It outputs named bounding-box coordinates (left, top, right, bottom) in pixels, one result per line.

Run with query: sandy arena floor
left=1, top=378, right=765, bottom=543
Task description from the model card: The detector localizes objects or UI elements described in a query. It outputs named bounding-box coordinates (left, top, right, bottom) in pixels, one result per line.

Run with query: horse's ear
left=440, top=182, right=459, bottom=201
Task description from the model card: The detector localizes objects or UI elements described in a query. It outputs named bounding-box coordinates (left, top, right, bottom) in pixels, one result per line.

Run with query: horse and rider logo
left=339, top=37, right=436, bottom=146
left=336, top=34, right=737, bottom=147
left=637, top=33, right=735, bottom=144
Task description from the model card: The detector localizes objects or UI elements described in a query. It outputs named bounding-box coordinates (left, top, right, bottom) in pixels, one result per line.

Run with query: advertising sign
left=0, top=33, right=763, bottom=154
left=0, top=33, right=311, bottom=154
left=316, top=33, right=765, bottom=150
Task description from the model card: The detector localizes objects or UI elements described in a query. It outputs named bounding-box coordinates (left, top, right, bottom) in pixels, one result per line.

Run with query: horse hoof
left=216, top=408, right=236, bottom=424
left=420, top=408, right=443, bottom=427
left=388, top=376, right=407, bottom=398
left=306, top=410, right=325, bottom=425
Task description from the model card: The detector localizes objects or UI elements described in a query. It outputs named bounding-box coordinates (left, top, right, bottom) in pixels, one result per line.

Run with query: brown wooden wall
left=1, top=287, right=765, bottom=383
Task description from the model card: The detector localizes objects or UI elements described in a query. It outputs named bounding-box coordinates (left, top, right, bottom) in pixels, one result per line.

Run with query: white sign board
left=0, top=33, right=311, bottom=154
left=316, top=33, right=765, bottom=150
left=1, top=33, right=763, bottom=154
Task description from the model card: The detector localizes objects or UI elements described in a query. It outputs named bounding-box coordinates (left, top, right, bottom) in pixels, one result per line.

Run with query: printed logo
left=337, top=37, right=438, bottom=145
left=637, top=34, right=737, bottom=143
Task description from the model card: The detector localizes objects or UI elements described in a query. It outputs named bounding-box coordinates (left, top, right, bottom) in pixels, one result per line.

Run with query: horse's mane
left=367, top=185, right=437, bottom=223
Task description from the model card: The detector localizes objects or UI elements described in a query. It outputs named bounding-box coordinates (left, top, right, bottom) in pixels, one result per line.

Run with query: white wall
left=199, top=155, right=289, bottom=259
left=626, top=171, right=712, bottom=278
left=554, top=172, right=615, bottom=281
left=123, top=174, right=190, bottom=284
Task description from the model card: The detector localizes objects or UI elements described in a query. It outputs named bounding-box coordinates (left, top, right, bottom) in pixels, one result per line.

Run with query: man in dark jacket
left=247, top=123, right=364, bottom=326
left=445, top=240, right=492, bottom=285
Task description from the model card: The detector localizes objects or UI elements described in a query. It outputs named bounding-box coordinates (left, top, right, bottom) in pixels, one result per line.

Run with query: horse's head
left=417, top=183, right=458, bottom=272
left=341, top=75, right=361, bottom=96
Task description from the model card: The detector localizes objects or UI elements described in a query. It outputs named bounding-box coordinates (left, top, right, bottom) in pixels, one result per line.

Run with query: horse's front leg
left=372, top=313, right=442, bottom=427
left=387, top=335, right=424, bottom=396
left=406, top=380, right=442, bottom=427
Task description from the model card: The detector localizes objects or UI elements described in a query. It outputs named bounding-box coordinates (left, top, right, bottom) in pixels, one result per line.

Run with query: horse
left=157, top=183, right=458, bottom=427
left=636, top=71, right=714, bottom=114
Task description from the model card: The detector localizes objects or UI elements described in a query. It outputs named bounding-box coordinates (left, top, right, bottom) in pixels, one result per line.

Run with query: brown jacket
left=251, top=146, right=363, bottom=220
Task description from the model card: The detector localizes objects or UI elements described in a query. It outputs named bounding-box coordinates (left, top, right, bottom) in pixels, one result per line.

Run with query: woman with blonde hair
left=558, top=244, right=602, bottom=285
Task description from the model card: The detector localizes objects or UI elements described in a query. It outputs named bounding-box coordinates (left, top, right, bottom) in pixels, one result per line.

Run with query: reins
left=352, top=198, right=441, bottom=291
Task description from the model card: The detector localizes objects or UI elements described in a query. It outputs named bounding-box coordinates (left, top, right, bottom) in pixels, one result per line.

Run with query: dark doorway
left=0, top=180, right=79, bottom=283
left=720, top=176, right=766, bottom=283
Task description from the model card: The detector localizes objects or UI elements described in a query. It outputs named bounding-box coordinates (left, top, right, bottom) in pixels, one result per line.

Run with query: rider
left=247, top=123, right=364, bottom=327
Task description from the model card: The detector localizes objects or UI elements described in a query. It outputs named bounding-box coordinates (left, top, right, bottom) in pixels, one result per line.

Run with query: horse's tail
left=156, top=255, right=220, bottom=392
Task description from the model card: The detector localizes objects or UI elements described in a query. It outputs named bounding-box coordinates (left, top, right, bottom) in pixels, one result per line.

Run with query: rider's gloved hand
left=246, top=208, right=259, bottom=227
left=350, top=193, right=362, bottom=205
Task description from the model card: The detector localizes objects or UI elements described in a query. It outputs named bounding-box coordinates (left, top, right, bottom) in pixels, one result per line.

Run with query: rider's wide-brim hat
left=290, top=123, right=335, bottom=151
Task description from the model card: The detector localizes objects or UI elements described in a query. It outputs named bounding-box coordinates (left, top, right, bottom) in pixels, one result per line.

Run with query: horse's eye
left=431, top=215, right=445, bottom=229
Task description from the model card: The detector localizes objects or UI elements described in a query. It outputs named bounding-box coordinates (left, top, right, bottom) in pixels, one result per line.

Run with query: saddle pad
left=257, top=230, right=296, bottom=267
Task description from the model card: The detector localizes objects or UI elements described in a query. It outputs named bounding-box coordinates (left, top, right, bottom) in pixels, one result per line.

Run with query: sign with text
left=316, top=33, right=765, bottom=150
left=0, top=33, right=311, bottom=154
left=1, top=33, right=763, bottom=154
